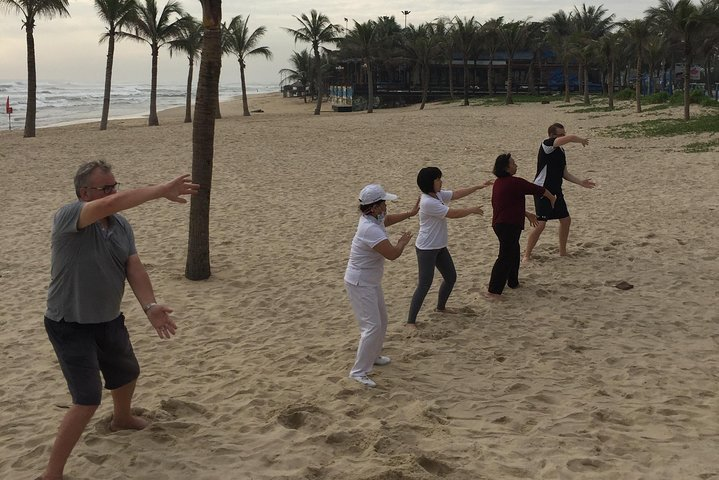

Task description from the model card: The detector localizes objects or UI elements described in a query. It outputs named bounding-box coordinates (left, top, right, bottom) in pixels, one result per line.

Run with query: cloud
left=0, top=0, right=658, bottom=86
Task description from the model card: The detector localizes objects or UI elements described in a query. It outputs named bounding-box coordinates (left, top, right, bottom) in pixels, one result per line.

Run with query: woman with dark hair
left=487, top=153, right=556, bottom=298
left=406, top=167, right=492, bottom=327
left=345, top=184, right=419, bottom=387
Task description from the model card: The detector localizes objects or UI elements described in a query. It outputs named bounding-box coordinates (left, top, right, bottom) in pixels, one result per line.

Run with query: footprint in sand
left=160, top=398, right=209, bottom=418
left=567, top=458, right=609, bottom=472
left=277, top=403, right=324, bottom=430
left=416, top=455, right=454, bottom=476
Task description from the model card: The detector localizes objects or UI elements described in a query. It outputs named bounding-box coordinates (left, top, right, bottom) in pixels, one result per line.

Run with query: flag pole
left=5, top=97, right=11, bottom=131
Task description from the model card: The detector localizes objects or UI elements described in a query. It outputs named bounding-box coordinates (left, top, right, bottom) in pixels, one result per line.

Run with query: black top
left=534, top=138, right=566, bottom=194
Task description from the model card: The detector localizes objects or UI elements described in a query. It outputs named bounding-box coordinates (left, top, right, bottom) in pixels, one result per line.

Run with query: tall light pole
left=401, top=10, right=410, bottom=28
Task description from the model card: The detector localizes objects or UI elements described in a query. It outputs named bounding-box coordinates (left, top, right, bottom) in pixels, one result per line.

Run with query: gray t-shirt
left=45, top=201, right=137, bottom=324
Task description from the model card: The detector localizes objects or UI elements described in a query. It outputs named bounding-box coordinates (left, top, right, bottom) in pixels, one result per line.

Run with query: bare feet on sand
left=110, top=415, right=149, bottom=432
left=483, top=292, right=504, bottom=301
left=434, top=307, right=460, bottom=314
left=405, top=323, right=418, bottom=329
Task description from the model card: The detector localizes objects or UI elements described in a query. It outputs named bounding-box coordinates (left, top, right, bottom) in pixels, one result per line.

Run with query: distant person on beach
left=406, top=167, right=492, bottom=327
left=523, top=123, right=595, bottom=262
left=487, top=153, right=556, bottom=298
left=345, top=184, right=418, bottom=388
left=39, top=161, right=198, bottom=480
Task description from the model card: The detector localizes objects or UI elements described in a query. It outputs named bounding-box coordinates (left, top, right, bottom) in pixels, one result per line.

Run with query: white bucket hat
left=358, top=184, right=398, bottom=205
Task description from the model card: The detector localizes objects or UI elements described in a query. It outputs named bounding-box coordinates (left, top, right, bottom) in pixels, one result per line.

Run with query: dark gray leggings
left=407, top=247, right=457, bottom=324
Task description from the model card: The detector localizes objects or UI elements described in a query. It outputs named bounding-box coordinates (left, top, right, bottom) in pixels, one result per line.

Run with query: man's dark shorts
left=534, top=193, right=570, bottom=221
left=44, top=314, right=140, bottom=406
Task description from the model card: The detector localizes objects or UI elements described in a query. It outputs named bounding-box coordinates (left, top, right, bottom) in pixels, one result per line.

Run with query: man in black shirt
left=523, top=122, right=595, bottom=262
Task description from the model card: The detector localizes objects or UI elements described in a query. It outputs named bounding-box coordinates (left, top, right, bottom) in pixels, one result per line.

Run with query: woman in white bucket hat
left=344, top=184, right=418, bottom=387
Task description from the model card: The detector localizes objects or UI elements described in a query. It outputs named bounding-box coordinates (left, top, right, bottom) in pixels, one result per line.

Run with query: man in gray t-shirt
left=39, top=160, right=198, bottom=480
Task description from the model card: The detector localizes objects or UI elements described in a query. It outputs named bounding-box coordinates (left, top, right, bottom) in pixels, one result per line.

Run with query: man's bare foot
left=110, top=415, right=149, bottom=432
left=435, top=307, right=459, bottom=314
left=36, top=476, right=62, bottom=480
left=483, top=292, right=504, bottom=301
left=405, top=323, right=417, bottom=329
left=521, top=256, right=532, bottom=263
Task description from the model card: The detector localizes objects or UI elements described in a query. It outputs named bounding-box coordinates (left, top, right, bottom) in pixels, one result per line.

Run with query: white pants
left=345, top=282, right=388, bottom=377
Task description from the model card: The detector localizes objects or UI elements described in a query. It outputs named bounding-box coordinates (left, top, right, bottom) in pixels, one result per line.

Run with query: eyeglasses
left=84, top=183, right=119, bottom=194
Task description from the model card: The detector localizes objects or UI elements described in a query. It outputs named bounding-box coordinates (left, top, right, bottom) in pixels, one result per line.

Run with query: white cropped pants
left=345, top=282, right=388, bottom=377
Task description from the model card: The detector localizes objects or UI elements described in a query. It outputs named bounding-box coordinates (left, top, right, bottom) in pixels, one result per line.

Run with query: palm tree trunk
left=563, top=60, right=570, bottom=103
left=608, top=60, right=615, bottom=110
left=488, top=57, right=494, bottom=95
left=184, top=57, right=194, bottom=123
left=420, top=64, right=428, bottom=110
left=313, top=46, right=322, bottom=115
left=149, top=45, right=159, bottom=126
left=528, top=58, right=535, bottom=95
left=100, top=32, right=115, bottom=131
left=583, top=64, right=589, bottom=105
left=462, top=58, right=469, bottom=106
left=24, top=25, right=37, bottom=138
left=506, top=58, right=513, bottom=104
left=240, top=61, right=250, bottom=116
left=367, top=61, right=374, bottom=113
left=448, top=60, right=454, bottom=100
left=186, top=3, right=222, bottom=281
left=683, top=41, right=690, bottom=121
left=648, top=62, right=655, bottom=95
left=635, top=54, right=642, bottom=113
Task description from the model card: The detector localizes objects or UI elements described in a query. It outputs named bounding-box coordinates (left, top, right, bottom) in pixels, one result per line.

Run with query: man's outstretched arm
left=563, top=167, right=596, bottom=188
left=78, top=175, right=199, bottom=229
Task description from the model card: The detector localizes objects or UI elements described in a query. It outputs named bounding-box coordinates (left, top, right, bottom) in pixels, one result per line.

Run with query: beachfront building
left=328, top=48, right=606, bottom=110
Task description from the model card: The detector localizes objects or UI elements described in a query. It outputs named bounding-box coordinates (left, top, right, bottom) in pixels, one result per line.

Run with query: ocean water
left=0, top=80, right=278, bottom=129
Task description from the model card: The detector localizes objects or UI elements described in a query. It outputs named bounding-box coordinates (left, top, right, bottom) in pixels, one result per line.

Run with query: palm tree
left=644, top=34, right=667, bottom=94
left=285, top=9, right=339, bottom=115
left=498, top=20, right=529, bottom=105
left=545, top=10, right=576, bottom=102
left=573, top=4, right=615, bottom=105
left=647, top=0, right=708, bottom=120
left=279, top=50, right=313, bottom=102
left=95, top=0, right=137, bottom=131
left=525, top=21, right=548, bottom=95
left=342, top=20, right=380, bottom=112
left=402, top=23, right=440, bottom=109
left=621, top=18, right=651, bottom=112
left=168, top=15, right=202, bottom=123
left=224, top=15, right=272, bottom=116
left=597, top=31, right=620, bottom=109
left=186, top=0, right=221, bottom=281
left=373, top=16, right=404, bottom=88
left=453, top=16, right=479, bottom=106
left=121, top=0, right=186, bottom=126
left=433, top=17, right=456, bottom=100
left=481, top=17, right=503, bottom=96
left=1, top=0, right=70, bottom=137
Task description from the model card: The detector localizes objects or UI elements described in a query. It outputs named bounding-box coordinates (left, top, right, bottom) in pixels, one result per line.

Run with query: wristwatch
left=143, top=302, right=158, bottom=313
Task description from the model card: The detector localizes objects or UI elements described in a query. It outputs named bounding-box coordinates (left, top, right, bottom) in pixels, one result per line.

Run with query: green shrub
left=614, top=88, right=634, bottom=100
left=670, top=89, right=711, bottom=105
left=644, top=91, right=670, bottom=105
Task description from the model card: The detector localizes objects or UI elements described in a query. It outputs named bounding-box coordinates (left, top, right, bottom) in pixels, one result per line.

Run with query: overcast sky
left=1, top=0, right=660, bottom=87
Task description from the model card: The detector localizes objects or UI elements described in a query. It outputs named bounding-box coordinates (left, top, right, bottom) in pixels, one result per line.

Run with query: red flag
left=5, top=97, right=10, bottom=114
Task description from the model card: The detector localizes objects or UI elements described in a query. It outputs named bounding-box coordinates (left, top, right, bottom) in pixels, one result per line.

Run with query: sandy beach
left=1, top=93, right=718, bottom=479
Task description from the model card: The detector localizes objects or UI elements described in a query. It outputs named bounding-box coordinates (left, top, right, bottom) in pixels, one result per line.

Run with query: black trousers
left=488, top=223, right=522, bottom=294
